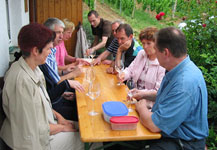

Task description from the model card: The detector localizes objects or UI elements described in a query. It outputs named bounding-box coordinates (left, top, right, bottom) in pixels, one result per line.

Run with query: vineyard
left=83, top=0, right=217, bottom=149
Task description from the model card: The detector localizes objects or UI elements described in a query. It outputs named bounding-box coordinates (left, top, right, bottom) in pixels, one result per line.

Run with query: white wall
left=0, top=0, right=29, bottom=76
left=9, top=0, right=29, bottom=46
left=0, top=0, right=10, bottom=76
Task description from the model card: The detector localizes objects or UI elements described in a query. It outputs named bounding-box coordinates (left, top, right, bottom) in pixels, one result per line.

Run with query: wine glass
left=88, top=82, right=100, bottom=116
left=89, top=50, right=96, bottom=66
left=85, top=68, right=95, bottom=96
left=115, top=60, right=124, bottom=86
left=126, top=78, right=136, bottom=112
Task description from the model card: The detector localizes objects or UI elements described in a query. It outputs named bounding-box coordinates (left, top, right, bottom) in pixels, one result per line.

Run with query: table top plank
left=75, top=65, right=161, bottom=142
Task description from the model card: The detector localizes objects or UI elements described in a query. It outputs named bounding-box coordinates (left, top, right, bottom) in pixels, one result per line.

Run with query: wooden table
left=75, top=65, right=161, bottom=149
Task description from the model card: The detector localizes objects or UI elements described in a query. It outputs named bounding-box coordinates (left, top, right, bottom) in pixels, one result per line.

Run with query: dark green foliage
left=182, top=3, right=217, bottom=148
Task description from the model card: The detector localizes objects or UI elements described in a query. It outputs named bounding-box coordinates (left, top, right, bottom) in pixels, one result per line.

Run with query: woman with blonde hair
left=56, top=18, right=88, bottom=69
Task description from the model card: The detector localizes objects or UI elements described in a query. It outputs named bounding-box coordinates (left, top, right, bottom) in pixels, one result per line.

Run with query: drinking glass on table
left=85, top=68, right=95, bottom=96
left=88, top=82, right=101, bottom=116
left=126, top=78, right=136, bottom=112
left=115, top=60, right=124, bottom=86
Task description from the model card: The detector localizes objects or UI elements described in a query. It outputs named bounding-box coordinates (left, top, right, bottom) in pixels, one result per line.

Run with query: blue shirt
left=152, top=56, right=209, bottom=141
left=45, top=48, right=60, bottom=83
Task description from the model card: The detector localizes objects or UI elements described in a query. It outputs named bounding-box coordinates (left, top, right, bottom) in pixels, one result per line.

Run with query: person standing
left=86, top=10, right=113, bottom=56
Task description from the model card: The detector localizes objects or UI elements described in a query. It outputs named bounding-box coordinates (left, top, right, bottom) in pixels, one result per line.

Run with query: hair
left=63, top=18, right=75, bottom=31
left=43, top=17, right=65, bottom=31
left=18, top=23, right=55, bottom=57
left=112, top=20, right=123, bottom=25
left=139, top=27, right=158, bottom=42
left=116, top=24, right=133, bottom=37
left=155, top=27, right=187, bottom=58
left=87, top=10, right=99, bottom=18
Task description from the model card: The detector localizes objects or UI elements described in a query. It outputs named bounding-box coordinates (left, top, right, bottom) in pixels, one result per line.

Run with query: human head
left=62, top=18, right=75, bottom=41
left=87, top=10, right=101, bottom=28
left=139, top=27, right=158, bottom=59
left=155, top=27, right=187, bottom=58
left=18, top=23, right=55, bottom=58
left=116, top=23, right=133, bottom=46
left=44, top=18, right=65, bottom=46
left=111, top=20, right=122, bottom=37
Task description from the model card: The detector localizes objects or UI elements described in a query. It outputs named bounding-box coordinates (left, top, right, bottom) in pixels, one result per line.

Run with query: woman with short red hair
left=0, top=23, right=84, bottom=150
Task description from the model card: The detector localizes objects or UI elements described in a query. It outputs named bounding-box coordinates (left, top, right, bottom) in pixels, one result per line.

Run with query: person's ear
left=129, top=34, right=133, bottom=40
left=31, top=47, right=39, bottom=56
left=164, top=48, right=171, bottom=57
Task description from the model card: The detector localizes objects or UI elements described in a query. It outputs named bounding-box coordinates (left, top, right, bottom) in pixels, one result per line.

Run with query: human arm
left=136, top=100, right=161, bottom=132
left=93, top=50, right=111, bottom=65
left=49, top=110, right=76, bottom=135
left=131, top=89, right=157, bottom=101
left=58, top=67, right=82, bottom=83
left=115, top=40, right=131, bottom=63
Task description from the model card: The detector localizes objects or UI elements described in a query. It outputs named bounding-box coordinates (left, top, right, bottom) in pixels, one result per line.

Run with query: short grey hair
left=112, top=20, right=123, bottom=25
left=43, top=18, right=65, bottom=31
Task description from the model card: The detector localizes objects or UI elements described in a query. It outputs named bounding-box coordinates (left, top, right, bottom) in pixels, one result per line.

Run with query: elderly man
left=135, top=27, right=208, bottom=150
left=40, top=18, right=84, bottom=121
left=86, top=10, right=113, bottom=55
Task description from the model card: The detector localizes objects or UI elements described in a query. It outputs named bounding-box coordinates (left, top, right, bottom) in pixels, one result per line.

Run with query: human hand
left=67, top=67, right=82, bottom=78
left=66, top=65, right=77, bottom=73
left=92, top=57, right=101, bottom=65
left=117, top=72, right=125, bottom=83
left=68, top=80, right=85, bottom=92
left=135, top=99, right=148, bottom=113
left=102, top=60, right=112, bottom=65
left=86, top=48, right=94, bottom=56
left=77, top=58, right=90, bottom=66
left=119, top=40, right=131, bottom=52
left=62, top=92, right=74, bottom=101
left=129, top=89, right=145, bottom=100
left=62, top=123, right=78, bottom=132
left=106, top=67, right=117, bottom=74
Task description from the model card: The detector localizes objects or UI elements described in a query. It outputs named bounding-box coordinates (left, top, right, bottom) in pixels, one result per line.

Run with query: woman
left=55, top=18, right=89, bottom=70
left=0, top=23, right=84, bottom=150
left=120, top=27, right=165, bottom=108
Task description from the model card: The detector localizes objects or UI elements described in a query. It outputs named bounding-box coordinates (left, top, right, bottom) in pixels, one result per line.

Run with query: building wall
left=0, top=0, right=29, bottom=77
left=0, top=0, right=10, bottom=77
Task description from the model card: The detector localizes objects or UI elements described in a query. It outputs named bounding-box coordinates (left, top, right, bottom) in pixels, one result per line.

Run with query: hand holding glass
left=115, top=60, right=124, bottom=86
left=126, top=79, right=136, bottom=112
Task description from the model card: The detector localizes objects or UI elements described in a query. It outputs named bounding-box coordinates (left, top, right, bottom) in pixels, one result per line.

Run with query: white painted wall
left=9, top=0, right=29, bottom=46
left=0, top=0, right=10, bottom=76
left=0, top=0, right=29, bottom=76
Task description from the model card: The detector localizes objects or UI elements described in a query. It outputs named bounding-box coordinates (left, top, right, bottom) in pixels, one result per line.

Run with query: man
left=40, top=18, right=84, bottom=120
left=114, top=24, right=143, bottom=69
left=86, top=10, right=113, bottom=55
left=93, top=20, right=121, bottom=65
left=135, top=27, right=208, bottom=150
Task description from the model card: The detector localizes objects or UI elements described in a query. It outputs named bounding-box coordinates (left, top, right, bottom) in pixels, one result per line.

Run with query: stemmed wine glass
left=89, top=50, right=96, bottom=66
left=85, top=68, right=95, bottom=96
left=126, top=78, right=136, bottom=112
left=88, top=82, right=100, bottom=116
left=115, top=60, right=124, bottom=86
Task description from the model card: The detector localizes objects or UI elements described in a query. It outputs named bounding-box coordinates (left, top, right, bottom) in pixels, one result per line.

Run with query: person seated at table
left=108, top=23, right=143, bottom=74
left=135, top=27, right=208, bottom=150
left=55, top=18, right=89, bottom=70
left=119, top=27, right=165, bottom=109
left=40, top=18, right=84, bottom=120
left=0, top=23, right=84, bottom=150
left=92, top=20, right=122, bottom=66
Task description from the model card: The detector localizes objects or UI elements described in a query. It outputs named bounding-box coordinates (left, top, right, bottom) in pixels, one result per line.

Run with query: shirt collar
left=165, top=55, right=190, bottom=80
left=18, top=57, right=42, bottom=85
